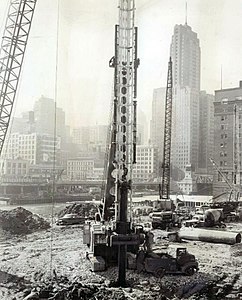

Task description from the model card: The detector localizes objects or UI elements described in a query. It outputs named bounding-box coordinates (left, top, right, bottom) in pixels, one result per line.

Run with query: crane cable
left=50, top=0, right=60, bottom=280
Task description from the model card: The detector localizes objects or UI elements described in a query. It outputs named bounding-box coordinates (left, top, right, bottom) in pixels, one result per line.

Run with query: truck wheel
left=184, top=266, right=195, bottom=276
left=154, top=267, right=166, bottom=278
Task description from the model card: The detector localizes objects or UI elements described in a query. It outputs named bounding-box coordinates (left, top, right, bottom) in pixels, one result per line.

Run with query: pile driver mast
left=84, top=0, right=141, bottom=287
left=0, top=0, right=37, bottom=155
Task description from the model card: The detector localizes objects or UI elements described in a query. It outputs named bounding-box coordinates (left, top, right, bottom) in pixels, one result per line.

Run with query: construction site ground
left=0, top=206, right=242, bottom=299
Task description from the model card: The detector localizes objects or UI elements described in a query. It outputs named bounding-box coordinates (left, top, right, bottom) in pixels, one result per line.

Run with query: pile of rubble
left=11, top=271, right=242, bottom=300
left=58, top=202, right=98, bottom=219
left=0, top=207, right=50, bottom=234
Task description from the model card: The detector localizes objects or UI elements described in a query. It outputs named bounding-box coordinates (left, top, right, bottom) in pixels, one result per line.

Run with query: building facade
left=3, top=133, right=60, bottom=165
left=170, top=23, right=200, bottom=172
left=67, top=158, right=94, bottom=180
left=0, top=158, right=29, bottom=179
left=213, top=81, right=242, bottom=195
left=133, top=145, right=158, bottom=182
left=198, top=91, right=214, bottom=174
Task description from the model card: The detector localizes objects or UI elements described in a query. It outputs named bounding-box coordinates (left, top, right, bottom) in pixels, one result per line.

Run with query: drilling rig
left=83, top=0, right=144, bottom=287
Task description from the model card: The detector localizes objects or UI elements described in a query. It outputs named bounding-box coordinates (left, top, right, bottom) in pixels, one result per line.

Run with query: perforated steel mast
left=0, top=0, right=37, bottom=155
left=103, top=0, right=139, bottom=222
left=160, top=57, right=173, bottom=200
left=105, top=0, right=139, bottom=286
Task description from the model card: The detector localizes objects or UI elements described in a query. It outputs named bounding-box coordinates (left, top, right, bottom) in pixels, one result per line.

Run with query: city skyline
left=0, top=0, right=242, bottom=128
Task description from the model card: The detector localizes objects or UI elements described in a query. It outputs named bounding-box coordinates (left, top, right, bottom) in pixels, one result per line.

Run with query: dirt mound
left=0, top=207, right=50, bottom=234
left=58, top=202, right=98, bottom=219
left=230, top=243, right=242, bottom=257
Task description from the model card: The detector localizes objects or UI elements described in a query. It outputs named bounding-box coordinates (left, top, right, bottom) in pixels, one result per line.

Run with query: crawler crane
left=150, top=58, right=179, bottom=229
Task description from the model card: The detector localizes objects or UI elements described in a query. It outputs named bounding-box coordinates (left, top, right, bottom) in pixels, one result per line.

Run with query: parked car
left=56, top=213, right=85, bottom=225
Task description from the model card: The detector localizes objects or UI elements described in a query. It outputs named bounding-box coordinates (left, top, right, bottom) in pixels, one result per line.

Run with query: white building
left=0, top=158, right=29, bottom=178
left=177, top=164, right=196, bottom=195
left=133, top=145, right=158, bottom=182
left=3, top=133, right=60, bottom=165
left=67, top=158, right=94, bottom=180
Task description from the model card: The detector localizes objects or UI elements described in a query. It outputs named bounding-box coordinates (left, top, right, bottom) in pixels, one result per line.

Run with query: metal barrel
left=178, top=228, right=241, bottom=245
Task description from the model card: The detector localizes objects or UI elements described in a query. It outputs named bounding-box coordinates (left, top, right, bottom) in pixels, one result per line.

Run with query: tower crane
left=0, top=0, right=37, bottom=156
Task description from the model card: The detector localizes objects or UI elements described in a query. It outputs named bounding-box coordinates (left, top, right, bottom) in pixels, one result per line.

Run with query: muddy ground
left=0, top=209, right=242, bottom=299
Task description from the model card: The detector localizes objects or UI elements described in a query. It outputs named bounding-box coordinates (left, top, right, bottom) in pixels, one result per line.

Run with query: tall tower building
left=170, top=23, right=201, bottom=172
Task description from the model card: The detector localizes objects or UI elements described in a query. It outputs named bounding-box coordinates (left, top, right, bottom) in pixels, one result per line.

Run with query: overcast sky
left=0, top=0, right=242, bottom=128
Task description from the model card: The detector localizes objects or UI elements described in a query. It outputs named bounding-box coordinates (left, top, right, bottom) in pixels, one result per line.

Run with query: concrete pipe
left=178, top=228, right=241, bottom=245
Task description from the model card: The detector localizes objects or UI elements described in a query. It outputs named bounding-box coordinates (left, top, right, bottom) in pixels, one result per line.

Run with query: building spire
left=185, top=1, right=188, bottom=25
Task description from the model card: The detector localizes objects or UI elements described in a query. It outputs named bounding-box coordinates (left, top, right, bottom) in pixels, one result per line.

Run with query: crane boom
left=0, top=0, right=37, bottom=155
left=210, top=157, right=233, bottom=190
left=160, top=57, right=173, bottom=200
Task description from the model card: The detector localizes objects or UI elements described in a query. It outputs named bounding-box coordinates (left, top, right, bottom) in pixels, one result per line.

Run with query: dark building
left=213, top=81, right=242, bottom=196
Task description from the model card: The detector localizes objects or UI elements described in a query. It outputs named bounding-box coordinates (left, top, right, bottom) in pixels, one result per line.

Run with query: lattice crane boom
left=0, top=0, right=37, bottom=155
left=160, top=57, right=173, bottom=200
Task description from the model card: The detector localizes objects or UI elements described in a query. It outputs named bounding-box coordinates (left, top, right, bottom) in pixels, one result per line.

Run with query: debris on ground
left=1, top=207, right=242, bottom=299
left=0, top=207, right=50, bottom=234
left=58, top=202, right=98, bottom=219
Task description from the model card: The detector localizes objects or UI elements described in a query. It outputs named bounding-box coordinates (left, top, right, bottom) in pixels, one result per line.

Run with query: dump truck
left=135, top=247, right=199, bottom=277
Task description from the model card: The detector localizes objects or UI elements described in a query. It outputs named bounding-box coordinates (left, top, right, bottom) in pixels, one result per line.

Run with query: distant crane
left=0, top=0, right=37, bottom=155
left=159, top=57, right=173, bottom=202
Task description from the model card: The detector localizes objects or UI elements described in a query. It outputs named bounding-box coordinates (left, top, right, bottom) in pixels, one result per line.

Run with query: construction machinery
left=83, top=0, right=144, bottom=287
left=0, top=0, right=37, bottom=156
left=136, top=247, right=199, bottom=277
left=150, top=58, right=180, bottom=229
left=210, top=158, right=240, bottom=222
left=83, top=1, right=198, bottom=285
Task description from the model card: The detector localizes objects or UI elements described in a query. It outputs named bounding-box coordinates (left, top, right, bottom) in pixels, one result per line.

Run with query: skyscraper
left=170, top=23, right=201, bottom=172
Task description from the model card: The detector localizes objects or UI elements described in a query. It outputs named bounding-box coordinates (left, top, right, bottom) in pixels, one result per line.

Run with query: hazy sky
left=0, top=0, right=242, bottom=128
